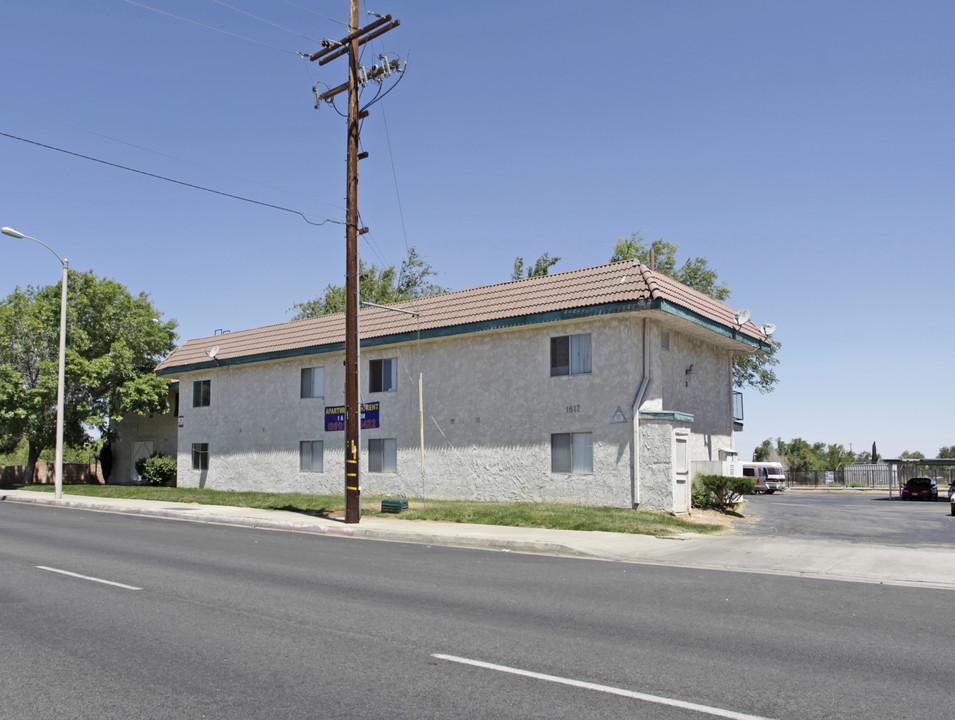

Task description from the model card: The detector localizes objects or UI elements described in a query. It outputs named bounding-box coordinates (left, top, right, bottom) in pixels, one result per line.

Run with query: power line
left=281, top=0, right=350, bottom=28
left=0, top=131, right=343, bottom=228
left=380, top=99, right=410, bottom=256
left=117, top=0, right=309, bottom=56
left=210, top=0, right=322, bottom=44
left=0, top=102, right=345, bottom=212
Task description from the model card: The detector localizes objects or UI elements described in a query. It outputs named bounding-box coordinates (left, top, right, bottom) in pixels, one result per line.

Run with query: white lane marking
left=36, top=566, right=142, bottom=591
left=432, top=654, right=776, bottom=720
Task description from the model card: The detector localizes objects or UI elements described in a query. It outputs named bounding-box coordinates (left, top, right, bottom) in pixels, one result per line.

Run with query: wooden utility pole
left=310, top=2, right=401, bottom=524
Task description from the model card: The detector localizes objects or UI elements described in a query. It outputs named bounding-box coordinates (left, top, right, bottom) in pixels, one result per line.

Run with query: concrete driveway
left=736, top=490, right=955, bottom=546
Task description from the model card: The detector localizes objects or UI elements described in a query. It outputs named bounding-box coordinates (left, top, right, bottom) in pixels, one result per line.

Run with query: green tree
left=819, top=443, right=855, bottom=471
left=871, top=441, right=880, bottom=463
left=511, top=253, right=561, bottom=280
left=937, top=446, right=955, bottom=459
left=767, top=437, right=818, bottom=472
left=752, top=437, right=784, bottom=462
left=290, top=247, right=447, bottom=319
left=899, top=450, right=925, bottom=460
left=611, top=233, right=730, bottom=300
left=610, top=232, right=779, bottom=393
left=0, top=271, right=176, bottom=483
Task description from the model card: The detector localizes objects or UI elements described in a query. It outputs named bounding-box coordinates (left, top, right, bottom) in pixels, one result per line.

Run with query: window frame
left=299, top=440, right=324, bottom=473
left=550, top=334, right=592, bottom=376
left=300, top=366, right=325, bottom=399
left=191, top=442, right=209, bottom=471
left=367, top=437, right=397, bottom=473
left=369, top=357, right=398, bottom=393
left=192, top=379, right=211, bottom=407
left=551, top=432, right=594, bottom=474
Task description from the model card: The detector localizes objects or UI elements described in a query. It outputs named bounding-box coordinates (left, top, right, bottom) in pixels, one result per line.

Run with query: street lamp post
left=2, top=227, right=68, bottom=499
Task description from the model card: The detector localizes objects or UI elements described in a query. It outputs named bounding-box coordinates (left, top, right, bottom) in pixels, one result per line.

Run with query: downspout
left=632, top=318, right=653, bottom=506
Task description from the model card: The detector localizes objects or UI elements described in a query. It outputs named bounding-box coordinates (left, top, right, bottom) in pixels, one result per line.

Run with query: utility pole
left=310, top=2, right=402, bottom=524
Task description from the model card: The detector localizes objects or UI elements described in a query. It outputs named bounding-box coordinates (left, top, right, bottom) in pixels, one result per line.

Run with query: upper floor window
left=550, top=334, right=591, bottom=376
left=192, top=379, right=211, bottom=407
left=300, top=367, right=325, bottom=399
left=369, top=358, right=397, bottom=393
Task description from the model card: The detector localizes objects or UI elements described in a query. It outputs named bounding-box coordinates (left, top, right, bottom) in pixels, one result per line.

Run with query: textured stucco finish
left=110, top=387, right=178, bottom=484
left=165, top=313, right=737, bottom=511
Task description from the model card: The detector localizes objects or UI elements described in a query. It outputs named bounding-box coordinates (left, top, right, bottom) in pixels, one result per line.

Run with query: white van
left=742, top=462, right=787, bottom=494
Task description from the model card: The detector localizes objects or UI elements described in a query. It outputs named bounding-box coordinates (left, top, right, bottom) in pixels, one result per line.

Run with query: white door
left=673, top=431, right=690, bottom=513
left=130, top=441, right=153, bottom=483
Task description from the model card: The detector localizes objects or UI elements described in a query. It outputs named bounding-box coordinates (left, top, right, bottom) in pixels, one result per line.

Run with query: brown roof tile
left=156, top=261, right=768, bottom=373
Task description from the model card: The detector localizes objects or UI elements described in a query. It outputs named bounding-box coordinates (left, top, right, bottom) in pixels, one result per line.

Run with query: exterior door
left=673, top=430, right=690, bottom=513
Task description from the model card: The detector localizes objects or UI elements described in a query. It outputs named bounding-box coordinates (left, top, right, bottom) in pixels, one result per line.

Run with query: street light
left=2, top=227, right=68, bottom=500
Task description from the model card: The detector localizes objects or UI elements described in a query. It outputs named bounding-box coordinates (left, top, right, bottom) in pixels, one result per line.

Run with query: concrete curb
left=1, top=493, right=360, bottom=536
left=5, top=491, right=955, bottom=590
left=0, top=493, right=589, bottom=555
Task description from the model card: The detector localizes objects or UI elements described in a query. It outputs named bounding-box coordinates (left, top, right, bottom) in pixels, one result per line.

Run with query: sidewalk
left=3, top=489, right=953, bottom=590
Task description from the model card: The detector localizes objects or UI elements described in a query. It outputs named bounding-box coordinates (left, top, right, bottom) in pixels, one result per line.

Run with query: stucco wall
left=655, top=327, right=735, bottom=463
left=111, top=386, right=179, bottom=484
left=172, top=314, right=737, bottom=510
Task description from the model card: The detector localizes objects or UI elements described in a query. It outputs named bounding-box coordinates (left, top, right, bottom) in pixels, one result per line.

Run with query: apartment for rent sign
left=324, top=402, right=380, bottom=431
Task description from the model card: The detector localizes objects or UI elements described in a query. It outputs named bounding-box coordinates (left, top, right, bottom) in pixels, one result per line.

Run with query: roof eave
left=156, top=297, right=767, bottom=375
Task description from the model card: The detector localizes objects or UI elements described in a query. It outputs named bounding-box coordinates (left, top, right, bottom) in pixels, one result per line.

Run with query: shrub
left=135, top=452, right=177, bottom=487
left=692, top=479, right=718, bottom=510
left=694, top=474, right=755, bottom=511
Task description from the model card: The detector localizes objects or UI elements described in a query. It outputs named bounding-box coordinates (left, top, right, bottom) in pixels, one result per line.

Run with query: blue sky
left=2, top=1, right=953, bottom=461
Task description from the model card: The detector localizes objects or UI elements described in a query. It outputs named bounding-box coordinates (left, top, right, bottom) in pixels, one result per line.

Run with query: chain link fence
left=786, top=464, right=955, bottom=489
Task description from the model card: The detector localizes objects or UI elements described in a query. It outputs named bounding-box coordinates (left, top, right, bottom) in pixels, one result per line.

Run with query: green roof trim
left=639, top=411, right=695, bottom=423
left=657, top=299, right=770, bottom=351
left=157, top=297, right=767, bottom=376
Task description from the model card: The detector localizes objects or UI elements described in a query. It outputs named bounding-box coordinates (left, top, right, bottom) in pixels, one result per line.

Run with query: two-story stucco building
left=116, top=260, right=771, bottom=513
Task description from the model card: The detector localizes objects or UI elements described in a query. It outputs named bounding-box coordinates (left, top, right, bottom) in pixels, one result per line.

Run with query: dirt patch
left=683, top=503, right=752, bottom=533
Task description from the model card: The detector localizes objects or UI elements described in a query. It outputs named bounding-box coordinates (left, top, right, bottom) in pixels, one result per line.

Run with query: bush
left=692, top=480, right=718, bottom=510
left=135, top=452, right=177, bottom=487
left=693, top=474, right=755, bottom=511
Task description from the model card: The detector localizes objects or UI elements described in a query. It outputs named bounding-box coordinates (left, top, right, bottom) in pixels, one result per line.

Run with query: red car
left=900, top=477, right=938, bottom=501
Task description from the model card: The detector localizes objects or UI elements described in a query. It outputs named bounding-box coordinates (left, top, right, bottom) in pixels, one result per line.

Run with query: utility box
left=381, top=498, right=408, bottom=514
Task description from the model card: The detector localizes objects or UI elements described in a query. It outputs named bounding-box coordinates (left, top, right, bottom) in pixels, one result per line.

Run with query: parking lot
left=736, top=490, right=955, bottom=546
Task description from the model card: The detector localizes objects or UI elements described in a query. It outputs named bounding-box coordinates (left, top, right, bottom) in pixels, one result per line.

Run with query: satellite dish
left=761, top=323, right=777, bottom=337
left=734, top=309, right=751, bottom=326
left=206, top=345, right=220, bottom=359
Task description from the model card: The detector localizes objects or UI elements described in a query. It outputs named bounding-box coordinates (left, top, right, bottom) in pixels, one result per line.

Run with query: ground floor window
left=299, top=440, right=324, bottom=472
left=368, top=438, right=397, bottom=473
left=192, top=443, right=209, bottom=471
left=551, top=432, right=593, bottom=474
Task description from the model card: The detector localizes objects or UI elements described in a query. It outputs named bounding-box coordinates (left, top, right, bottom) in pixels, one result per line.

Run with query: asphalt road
left=2, top=502, right=952, bottom=720
left=738, top=490, right=955, bottom=545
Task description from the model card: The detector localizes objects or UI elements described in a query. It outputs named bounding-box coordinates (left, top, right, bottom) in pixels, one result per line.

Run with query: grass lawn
left=11, top=484, right=725, bottom=536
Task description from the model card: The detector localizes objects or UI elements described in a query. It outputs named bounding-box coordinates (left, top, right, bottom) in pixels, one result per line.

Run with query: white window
left=368, top=438, right=397, bottom=473
left=551, top=432, right=594, bottom=474
left=192, top=379, right=211, bottom=407
left=369, top=358, right=397, bottom=393
left=300, top=367, right=324, bottom=399
left=299, top=440, right=324, bottom=472
left=192, top=443, right=209, bottom=470
left=550, top=334, right=592, bottom=376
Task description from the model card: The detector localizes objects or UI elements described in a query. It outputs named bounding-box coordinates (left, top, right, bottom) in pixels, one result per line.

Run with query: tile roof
left=156, top=261, right=770, bottom=374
